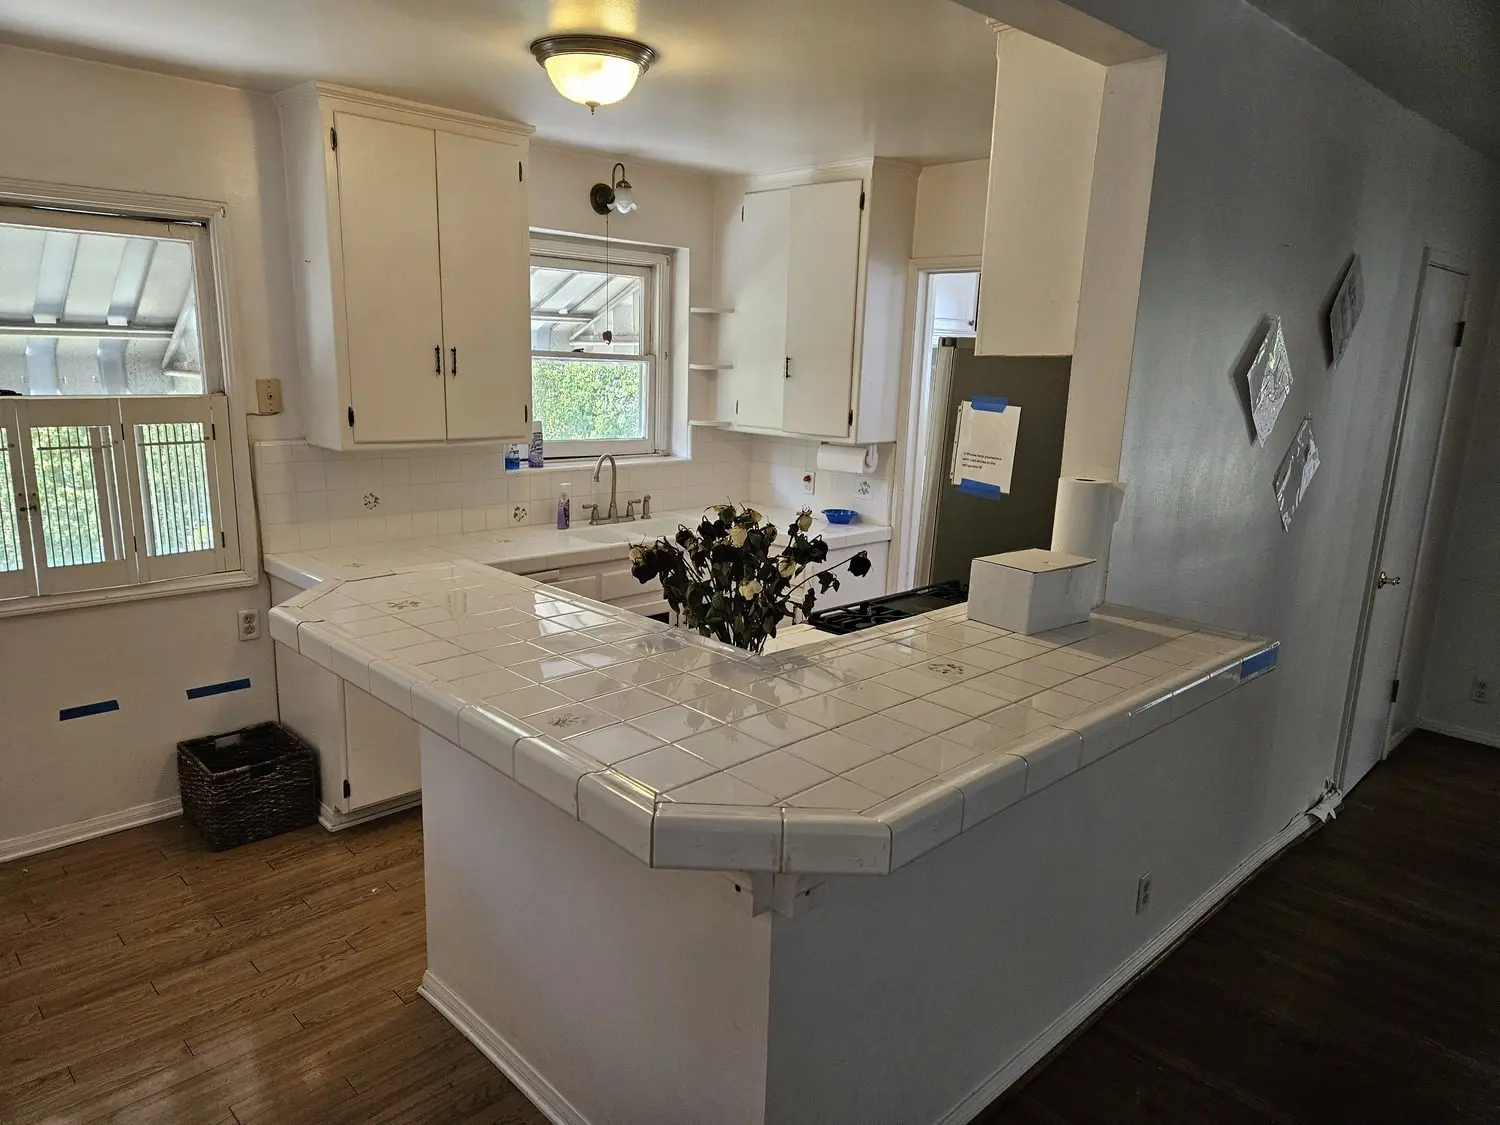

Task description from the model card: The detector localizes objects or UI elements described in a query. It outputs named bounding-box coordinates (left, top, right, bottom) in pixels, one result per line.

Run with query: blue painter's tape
left=186, top=677, right=253, bottom=701
left=957, top=478, right=1003, bottom=499
left=970, top=395, right=1009, bottom=412
left=60, top=699, right=120, bottom=722
left=1239, top=646, right=1279, bottom=680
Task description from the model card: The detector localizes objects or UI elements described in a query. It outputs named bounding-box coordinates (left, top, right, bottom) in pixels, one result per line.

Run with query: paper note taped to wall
left=951, top=396, right=1021, bottom=498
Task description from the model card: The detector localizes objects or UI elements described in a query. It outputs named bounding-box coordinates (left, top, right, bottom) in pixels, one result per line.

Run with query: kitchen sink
left=567, top=517, right=689, bottom=544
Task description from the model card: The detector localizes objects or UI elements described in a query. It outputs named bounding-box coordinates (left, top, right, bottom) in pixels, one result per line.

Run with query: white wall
left=912, top=160, right=990, bottom=261
left=1420, top=293, right=1500, bottom=744
left=962, top=0, right=1499, bottom=812
left=0, top=46, right=293, bottom=852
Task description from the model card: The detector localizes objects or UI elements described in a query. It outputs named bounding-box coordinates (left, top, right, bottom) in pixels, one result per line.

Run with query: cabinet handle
left=434, top=346, right=441, bottom=376
left=450, top=346, right=458, bottom=377
left=784, top=356, right=791, bottom=379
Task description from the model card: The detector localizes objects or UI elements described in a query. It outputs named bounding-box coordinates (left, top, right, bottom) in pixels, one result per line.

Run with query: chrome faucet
left=591, top=453, right=630, bottom=525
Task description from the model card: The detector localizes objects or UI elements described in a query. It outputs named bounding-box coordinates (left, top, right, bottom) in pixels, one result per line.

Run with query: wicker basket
left=177, top=722, right=319, bottom=851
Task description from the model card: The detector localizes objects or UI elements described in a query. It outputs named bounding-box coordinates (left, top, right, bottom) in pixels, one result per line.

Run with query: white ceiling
left=1246, top=0, right=1500, bottom=158
left=0, top=0, right=1002, bottom=175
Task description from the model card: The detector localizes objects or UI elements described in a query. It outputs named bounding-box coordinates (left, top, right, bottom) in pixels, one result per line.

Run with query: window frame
left=0, top=181, right=257, bottom=616
left=529, top=235, right=671, bottom=460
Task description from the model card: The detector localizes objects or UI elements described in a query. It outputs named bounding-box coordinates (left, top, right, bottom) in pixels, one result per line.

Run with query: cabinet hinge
left=740, top=205, right=745, bottom=222
left=848, top=409, right=854, bottom=427
left=330, top=126, right=338, bottom=152
left=1390, top=678, right=1400, bottom=703
left=524, top=403, right=529, bottom=424
left=859, top=190, right=866, bottom=210
left=220, top=530, right=226, bottom=548
left=347, top=406, right=355, bottom=428
left=1455, top=321, right=1466, bottom=347
left=735, top=400, right=740, bottom=415
left=519, top=161, right=524, bottom=183
left=343, top=779, right=351, bottom=800
left=210, top=422, right=216, bottom=440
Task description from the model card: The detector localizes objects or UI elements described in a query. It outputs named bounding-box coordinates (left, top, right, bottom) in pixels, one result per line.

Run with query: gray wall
left=961, top=0, right=1500, bottom=812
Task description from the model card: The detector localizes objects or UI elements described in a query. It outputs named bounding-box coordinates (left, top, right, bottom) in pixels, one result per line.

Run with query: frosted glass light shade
left=531, top=36, right=657, bottom=110
left=543, top=53, right=642, bottom=108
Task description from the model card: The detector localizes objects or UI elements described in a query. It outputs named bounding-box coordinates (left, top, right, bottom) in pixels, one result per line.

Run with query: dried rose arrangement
left=629, top=503, right=871, bottom=654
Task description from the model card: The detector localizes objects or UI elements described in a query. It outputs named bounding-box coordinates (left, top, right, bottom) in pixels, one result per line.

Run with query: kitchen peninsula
left=269, top=556, right=1279, bottom=1124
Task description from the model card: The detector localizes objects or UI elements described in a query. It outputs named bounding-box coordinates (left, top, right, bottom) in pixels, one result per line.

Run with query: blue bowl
left=822, top=508, right=858, bottom=525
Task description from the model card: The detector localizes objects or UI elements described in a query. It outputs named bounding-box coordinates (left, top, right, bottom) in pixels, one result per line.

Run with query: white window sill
left=0, top=569, right=260, bottom=620
left=513, top=453, right=688, bottom=476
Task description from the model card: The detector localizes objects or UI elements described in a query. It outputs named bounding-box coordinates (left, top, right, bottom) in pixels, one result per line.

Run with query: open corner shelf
left=689, top=307, right=735, bottom=315
left=688, top=362, right=734, bottom=372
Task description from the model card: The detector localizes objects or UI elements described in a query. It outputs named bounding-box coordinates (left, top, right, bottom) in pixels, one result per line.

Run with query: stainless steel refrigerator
left=919, top=341, right=1072, bottom=584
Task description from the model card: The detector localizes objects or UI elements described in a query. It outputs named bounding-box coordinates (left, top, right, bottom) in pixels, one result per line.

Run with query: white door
left=784, top=179, right=863, bottom=437
left=728, top=189, right=790, bottom=429
left=334, top=112, right=447, bottom=444
left=436, top=130, right=532, bottom=441
left=1342, top=263, right=1468, bottom=789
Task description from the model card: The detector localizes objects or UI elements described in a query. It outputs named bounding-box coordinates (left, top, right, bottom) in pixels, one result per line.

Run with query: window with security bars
left=0, top=202, right=240, bottom=603
left=0, top=396, right=237, bottom=597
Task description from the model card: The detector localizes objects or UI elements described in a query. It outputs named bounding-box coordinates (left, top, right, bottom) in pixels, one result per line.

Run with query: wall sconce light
left=590, top=163, right=638, bottom=215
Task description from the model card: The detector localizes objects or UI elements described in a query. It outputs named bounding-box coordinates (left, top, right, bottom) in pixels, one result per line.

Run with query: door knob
left=1377, top=571, right=1402, bottom=589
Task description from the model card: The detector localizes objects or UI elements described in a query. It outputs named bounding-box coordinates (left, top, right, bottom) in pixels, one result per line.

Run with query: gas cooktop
left=806, top=580, right=968, bottom=635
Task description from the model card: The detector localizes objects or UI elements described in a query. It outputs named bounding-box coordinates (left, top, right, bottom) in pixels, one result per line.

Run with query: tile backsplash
left=746, top=437, right=894, bottom=526
left=252, top=429, right=894, bottom=555
left=254, top=427, right=754, bottom=553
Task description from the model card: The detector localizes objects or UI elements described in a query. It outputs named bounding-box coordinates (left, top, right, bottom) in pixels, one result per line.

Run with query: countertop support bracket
left=774, top=874, right=825, bottom=918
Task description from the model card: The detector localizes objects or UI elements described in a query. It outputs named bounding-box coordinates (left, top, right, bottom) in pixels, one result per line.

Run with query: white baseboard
left=1414, top=718, right=1500, bottom=750
left=420, top=971, right=592, bottom=1125
left=317, top=793, right=421, bottom=832
left=0, top=796, right=183, bottom=864
left=937, top=813, right=1319, bottom=1125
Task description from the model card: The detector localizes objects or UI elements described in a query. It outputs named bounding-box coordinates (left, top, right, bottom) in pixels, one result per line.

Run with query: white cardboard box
left=968, top=549, right=1098, bottom=635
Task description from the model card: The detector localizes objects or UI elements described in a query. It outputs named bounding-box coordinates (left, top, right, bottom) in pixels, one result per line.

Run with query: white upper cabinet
left=727, top=188, right=790, bottom=430
left=332, top=113, right=447, bottom=444
left=277, top=83, right=533, bottom=451
left=784, top=179, right=863, bottom=436
left=717, top=161, right=916, bottom=444
left=435, top=130, right=532, bottom=442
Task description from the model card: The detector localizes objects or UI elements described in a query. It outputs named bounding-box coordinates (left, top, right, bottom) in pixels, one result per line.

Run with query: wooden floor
left=0, top=730, right=1494, bottom=1124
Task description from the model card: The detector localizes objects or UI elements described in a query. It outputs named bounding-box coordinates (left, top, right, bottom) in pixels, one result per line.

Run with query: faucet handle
left=642, top=493, right=651, bottom=519
left=581, top=503, right=600, bottom=526
left=624, top=499, right=640, bottom=520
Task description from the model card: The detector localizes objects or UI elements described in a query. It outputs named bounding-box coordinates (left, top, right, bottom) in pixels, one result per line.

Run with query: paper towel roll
left=1051, top=478, right=1124, bottom=604
left=816, top=443, right=878, bottom=474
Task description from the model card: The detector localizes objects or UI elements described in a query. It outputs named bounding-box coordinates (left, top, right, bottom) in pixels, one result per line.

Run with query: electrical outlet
left=237, top=609, right=261, bottom=641
left=1135, top=872, right=1152, bottom=915
left=802, top=472, right=816, bottom=495
left=1471, top=676, right=1493, bottom=704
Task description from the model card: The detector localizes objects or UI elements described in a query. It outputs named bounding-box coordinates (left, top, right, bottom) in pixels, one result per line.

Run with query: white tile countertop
left=269, top=560, right=1278, bottom=877
left=264, top=507, right=892, bottom=591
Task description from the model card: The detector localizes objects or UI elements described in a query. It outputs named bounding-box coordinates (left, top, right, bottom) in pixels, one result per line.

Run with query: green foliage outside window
left=531, top=358, right=646, bottom=443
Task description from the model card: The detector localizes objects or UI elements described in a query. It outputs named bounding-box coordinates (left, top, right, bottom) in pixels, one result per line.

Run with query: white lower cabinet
left=275, top=641, right=420, bottom=826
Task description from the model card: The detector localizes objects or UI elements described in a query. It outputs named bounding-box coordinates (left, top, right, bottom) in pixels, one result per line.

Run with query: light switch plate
left=254, top=378, right=283, bottom=415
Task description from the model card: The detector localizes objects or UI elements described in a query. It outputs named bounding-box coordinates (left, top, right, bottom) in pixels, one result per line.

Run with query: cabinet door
left=728, top=189, right=790, bottom=429
left=436, top=131, right=532, bottom=441
left=784, top=180, right=863, bottom=437
left=344, top=684, right=421, bottom=810
left=333, top=112, right=447, bottom=443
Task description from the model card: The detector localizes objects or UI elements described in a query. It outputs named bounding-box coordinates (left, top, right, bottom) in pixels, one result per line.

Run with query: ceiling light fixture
left=529, top=34, right=657, bottom=113
left=590, top=163, right=638, bottom=215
